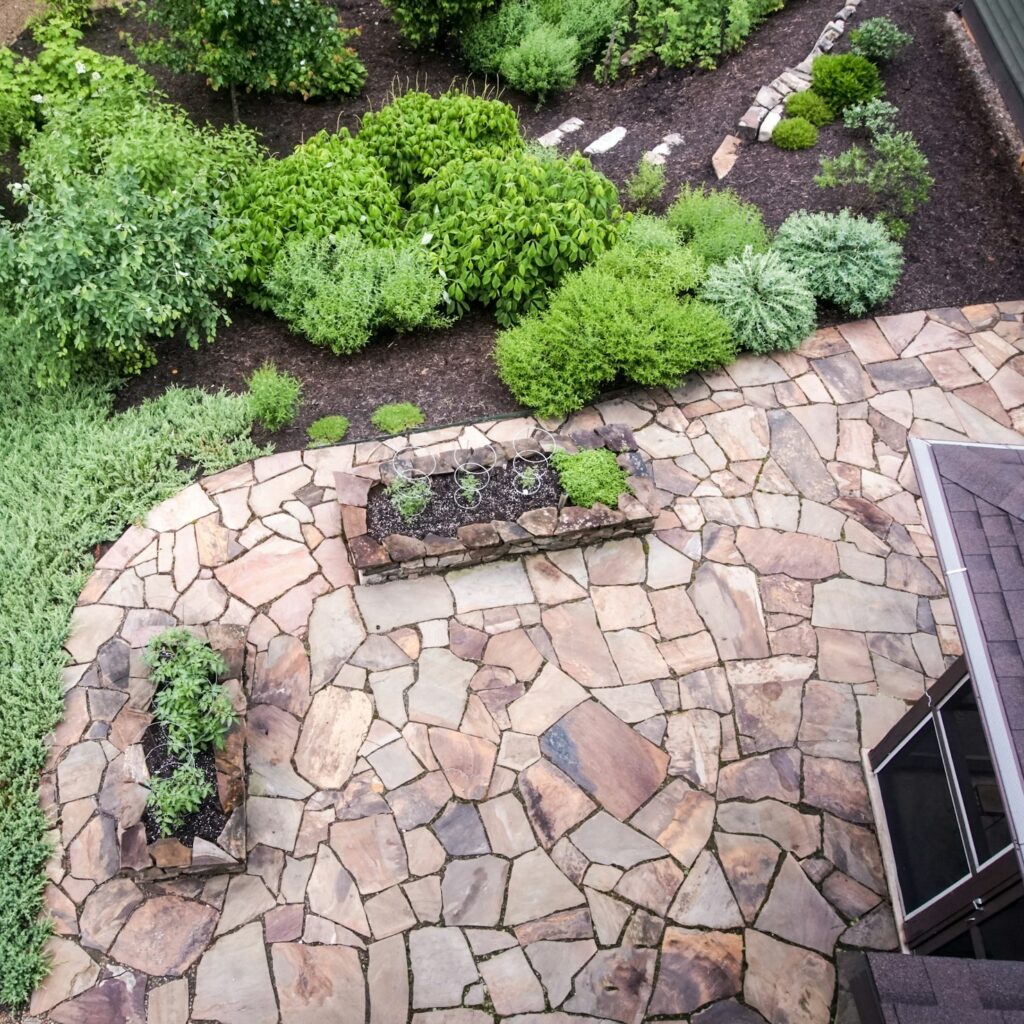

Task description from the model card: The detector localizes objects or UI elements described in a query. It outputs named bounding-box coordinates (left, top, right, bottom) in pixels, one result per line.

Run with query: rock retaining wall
left=338, top=426, right=659, bottom=583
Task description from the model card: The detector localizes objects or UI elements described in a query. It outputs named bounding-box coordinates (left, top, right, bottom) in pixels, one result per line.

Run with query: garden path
left=34, top=299, right=1024, bottom=1024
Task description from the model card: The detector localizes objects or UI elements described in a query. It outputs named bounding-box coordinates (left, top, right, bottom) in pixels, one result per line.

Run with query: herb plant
left=849, top=17, right=912, bottom=63
left=551, top=448, right=630, bottom=508
left=247, top=362, right=302, bottom=431
left=382, top=0, right=490, bottom=47
left=626, top=158, right=667, bottom=209
left=702, top=247, right=817, bottom=354
left=372, top=402, right=426, bottom=434
left=499, top=26, right=579, bottom=103
left=387, top=475, right=433, bottom=521
left=458, top=471, right=483, bottom=504
left=842, top=97, right=899, bottom=135
left=307, top=415, right=350, bottom=446
left=147, top=761, right=212, bottom=838
left=774, top=209, right=903, bottom=316
left=666, top=185, right=770, bottom=265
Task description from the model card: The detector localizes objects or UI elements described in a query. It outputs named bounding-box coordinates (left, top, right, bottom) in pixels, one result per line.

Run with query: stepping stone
left=537, top=116, right=584, bottom=147
left=409, top=928, right=478, bottom=1009
left=584, top=126, right=627, bottom=154
left=643, top=133, right=683, bottom=166
left=273, top=944, right=366, bottom=1024
left=712, top=135, right=743, bottom=179
left=755, top=855, right=845, bottom=954
left=442, top=856, right=509, bottom=926
left=110, top=896, right=217, bottom=977
left=564, top=946, right=656, bottom=1021
left=572, top=811, right=666, bottom=868
left=648, top=928, right=743, bottom=1015
left=669, top=850, right=743, bottom=929
left=744, top=930, right=835, bottom=1024
left=716, top=832, right=781, bottom=922
left=504, top=848, right=584, bottom=926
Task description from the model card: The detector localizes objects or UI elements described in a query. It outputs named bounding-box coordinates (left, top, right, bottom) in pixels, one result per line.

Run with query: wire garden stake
left=454, top=461, right=490, bottom=511
left=512, top=427, right=554, bottom=496
left=389, top=445, right=436, bottom=483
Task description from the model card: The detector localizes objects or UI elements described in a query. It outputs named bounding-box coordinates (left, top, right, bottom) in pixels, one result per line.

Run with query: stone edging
left=102, top=624, right=248, bottom=881
left=737, top=0, right=863, bottom=143
left=336, top=425, right=659, bottom=583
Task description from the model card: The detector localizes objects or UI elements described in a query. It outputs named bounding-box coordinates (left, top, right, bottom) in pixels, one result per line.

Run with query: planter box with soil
left=337, top=424, right=659, bottom=583
left=110, top=625, right=248, bottom=880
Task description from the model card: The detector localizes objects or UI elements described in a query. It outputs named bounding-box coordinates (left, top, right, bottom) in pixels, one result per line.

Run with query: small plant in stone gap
left=551, top=448, right=631, bottom=509
left=810, top=53, right=882, bottom=114
left=626, top=157, right=667, bottom=209
left=386, top=475, right=433, bottom=522
left=307, top=415, right=350, bottom=446
left=702, top=247, right=817, bottom=354
left=773, top=117, right=818, bottom=150
left=247, top=362, right=302, bottom=431
left=371, top=402, right=425, bottom=435
left=774, top=209, right=904, bottom=316
left=784, top=90, right=833, bottom=127
left=144, top=629, right=237, bottom=755
left=147, top=760, right=212, bottom=837
left=849, top=17, right=913, bottom=63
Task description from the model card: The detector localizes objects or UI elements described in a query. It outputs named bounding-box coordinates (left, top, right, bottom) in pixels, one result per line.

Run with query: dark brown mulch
left=367, top=461, right=561, bottom=540
left=14, top=0, right=1024, bottom=448
left=141, top=725, right=226, bottom=847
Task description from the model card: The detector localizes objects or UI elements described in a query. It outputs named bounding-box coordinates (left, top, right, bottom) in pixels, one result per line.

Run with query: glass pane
left=977, top=897, right=1024, bottom=960
left=878, top=720, right=971, bottom=912
left=941, top=684, right=1012, bottom=863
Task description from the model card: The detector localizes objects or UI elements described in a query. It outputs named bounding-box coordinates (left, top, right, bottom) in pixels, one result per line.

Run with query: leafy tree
left=127, top=0, right=366, bottom=116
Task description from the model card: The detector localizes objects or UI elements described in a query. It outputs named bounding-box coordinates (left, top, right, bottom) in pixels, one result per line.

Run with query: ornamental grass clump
left=774, top=209, right=903, bottom=316
left=552, top=448, right=630, bottom=508
left=702, top=247, right=817, bottom=354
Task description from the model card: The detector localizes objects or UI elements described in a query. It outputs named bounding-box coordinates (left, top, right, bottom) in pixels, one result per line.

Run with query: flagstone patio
left=35, top=300, right=1024, bottom=1024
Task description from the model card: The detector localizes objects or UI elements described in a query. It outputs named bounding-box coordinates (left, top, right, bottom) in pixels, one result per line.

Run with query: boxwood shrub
left=810, top=53, right=883, bottom=113
left=773, top=116, right=818, bottom=150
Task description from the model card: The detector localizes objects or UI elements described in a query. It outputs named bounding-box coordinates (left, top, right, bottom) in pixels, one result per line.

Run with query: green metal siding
left=965, top=0, right=1024, bottom=133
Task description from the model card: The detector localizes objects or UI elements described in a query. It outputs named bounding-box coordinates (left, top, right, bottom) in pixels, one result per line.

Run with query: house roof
left=909, top=438, right=1024, bottom=871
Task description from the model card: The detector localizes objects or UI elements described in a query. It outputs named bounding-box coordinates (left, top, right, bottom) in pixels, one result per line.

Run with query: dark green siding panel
left=965, top=0, right=1024, bottom=133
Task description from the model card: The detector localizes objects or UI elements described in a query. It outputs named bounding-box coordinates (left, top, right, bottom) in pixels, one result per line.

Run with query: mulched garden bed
left=141, top=724, right=226, bottom=847
left=367, top=462, right=561, bottom=541
left=10, top=0, right=1022, bottom=447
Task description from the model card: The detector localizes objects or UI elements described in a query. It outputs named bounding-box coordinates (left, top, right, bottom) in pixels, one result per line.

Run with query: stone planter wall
left=104, top=624, right=249, bottom=881
left=337, top=425, right=659, bottom=584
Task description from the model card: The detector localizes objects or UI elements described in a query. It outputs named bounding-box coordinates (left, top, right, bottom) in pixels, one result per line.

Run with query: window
left=870, top=658, right=1020, bottom=953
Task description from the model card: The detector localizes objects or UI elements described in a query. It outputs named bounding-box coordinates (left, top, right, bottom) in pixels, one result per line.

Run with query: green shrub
left=626, top=158, right=667, bottom=208
left=499, top=25, right=579, bottom=102
left=247, top=362, right=302, bottom=430
left=463, top=1, right=541, bottom=71
left=816, top=130, right=933, bottom=239
left=810, top=53, right=883, bottom=113
left=595, top=215, right=706, bottom=294
left=784, top=89, right=833, bottom=126
left=773, top=116, right=818, bottom=150
left=383, top=0, right=491, bottom=46
left=219, top=130, right=401, bottom=297
left=552, top=448, right=630, bottom=508
left=632, top=0, right=784, bottom=71
left=0, top=20, right=155, bottom=154
left=2, top=170, right=229, bottom=387
left=842, top=97, right=899, bottom=135
left=666, top=185, right=770, bottom=265
left=387, top=475, right=433, bottom=521
left=359, top=90, right=523, bottom=198
left=307, top=415, right=350, bottom=446
left=0, top=312, right=260, bottom=1006
left=849, top=17, right=912, bottom=63
left=495, top=268, right=734, bottom=416
left=129, top=0, right=365, bottom=99
left=145, top=629, right=236, bottom=754
left=702, top=247, right=817, bottom=354
left=148, top=762, right=212, bottom=838
left=373, top=402, right=426, bottom=434
left=267, top=234, right=447, bottom=355
left=774, top=209, right=903, bottom=316
left=547, top=0, right=628, bottom=54
left=42, top=0, right=93, bottom=27
left=407, top=147, right=622, bottom=326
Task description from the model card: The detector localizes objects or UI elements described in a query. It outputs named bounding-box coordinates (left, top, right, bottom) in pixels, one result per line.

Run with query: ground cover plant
left=307, top=415, right=350, bottom=446
left=551, top=447, right=630, bottom=508
left=372, top=401, right=426, bottom=434
left=0, top=316, right=260, bottom=1005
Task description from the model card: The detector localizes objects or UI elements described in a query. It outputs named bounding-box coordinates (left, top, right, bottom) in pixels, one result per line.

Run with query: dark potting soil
left=367, top=461, right=562, bottom=540
left=141, top=724, right=227, bottom=847
left=8, top=0, right=1023, bottom=450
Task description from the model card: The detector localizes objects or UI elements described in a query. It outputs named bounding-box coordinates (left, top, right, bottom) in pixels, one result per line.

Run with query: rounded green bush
left=499, top=25, right=579, bottom=102
left=358, top=90, right=523, bottom=198
left=307, top=415, right=350, bottom=446
left=702, top=247, right=817, bottom=354
left=666, top=185, right=770, bottom=266
left=810, top=53, right=883, bottom=113
left=784, top=89, right=833, bottom=127
left=849, top=17, right=912, bottom=63
left=773, top=117, right=818, bottom=150
left=774, top=209, right=903, bottom=317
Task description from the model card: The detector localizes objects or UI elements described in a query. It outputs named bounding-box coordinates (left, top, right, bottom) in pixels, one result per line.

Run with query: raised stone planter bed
left=102, top=624, right=248, bottom=881
left=337, top=425, right=659, bottom=583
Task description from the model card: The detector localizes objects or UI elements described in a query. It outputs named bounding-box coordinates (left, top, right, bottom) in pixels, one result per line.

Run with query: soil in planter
left=142, top=724, right=227, bottom=847
left=367, top=462, right=562, bottom=540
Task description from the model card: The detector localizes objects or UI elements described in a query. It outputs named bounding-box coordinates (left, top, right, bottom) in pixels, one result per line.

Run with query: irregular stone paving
left=35, top=301, right=1024, bottom=1024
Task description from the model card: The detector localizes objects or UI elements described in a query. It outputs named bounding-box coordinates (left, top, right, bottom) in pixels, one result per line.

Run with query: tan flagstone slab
left=215, top=536, right=318, bottom=608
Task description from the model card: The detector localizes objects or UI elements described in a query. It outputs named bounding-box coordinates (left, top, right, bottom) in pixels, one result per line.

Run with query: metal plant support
left=512, top=428, right=555, bottom=496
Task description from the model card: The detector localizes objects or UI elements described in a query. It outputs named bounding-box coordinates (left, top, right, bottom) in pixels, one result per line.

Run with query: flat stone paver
left=36, top=301, right=1024, bottom=1022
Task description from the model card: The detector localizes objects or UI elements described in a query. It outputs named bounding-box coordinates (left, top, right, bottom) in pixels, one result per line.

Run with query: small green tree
left=127, top=0, right=366, bottom=117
